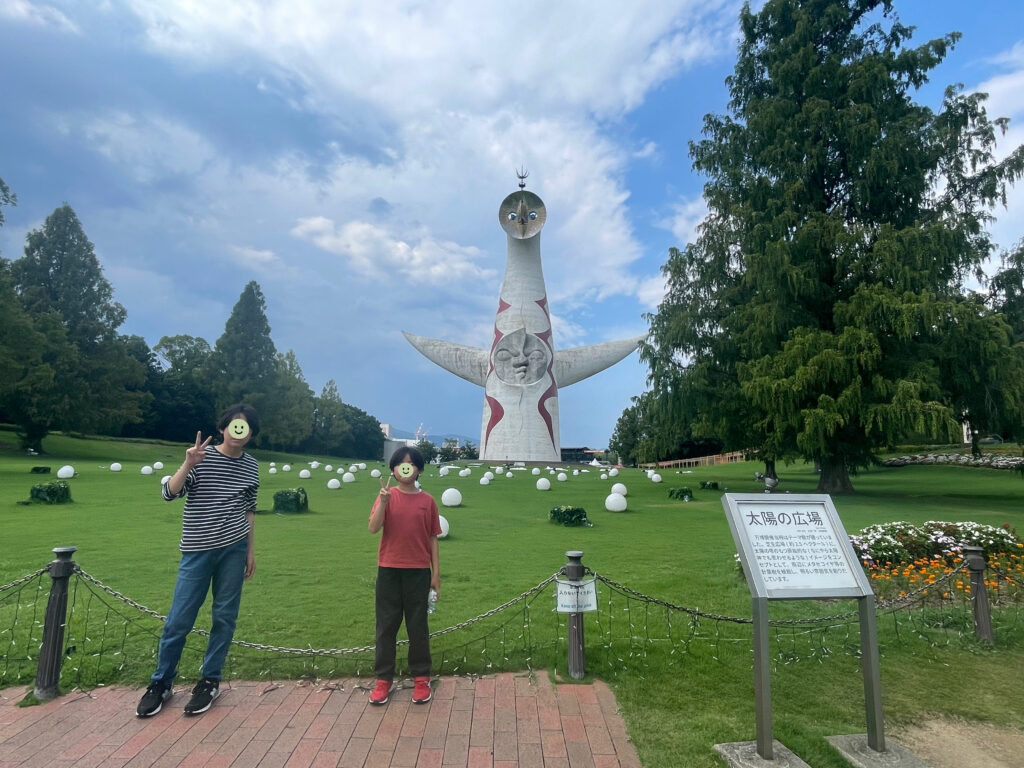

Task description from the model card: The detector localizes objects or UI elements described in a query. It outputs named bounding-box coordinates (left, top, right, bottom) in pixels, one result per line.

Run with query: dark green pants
left=374, top=566, right=432, bottom=680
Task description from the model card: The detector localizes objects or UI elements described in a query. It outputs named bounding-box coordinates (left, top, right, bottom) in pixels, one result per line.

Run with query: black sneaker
left=136, top=680, right=172, bottom=717
left=183, top=678, right=220, bottom=715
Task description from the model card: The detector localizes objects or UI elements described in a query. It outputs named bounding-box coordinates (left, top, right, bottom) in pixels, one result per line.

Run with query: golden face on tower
left=498, top=191, right=546, bottom=239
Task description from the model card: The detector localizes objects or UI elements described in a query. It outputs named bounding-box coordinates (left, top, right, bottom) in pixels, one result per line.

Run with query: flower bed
left=882, top=453, right=1024, bottom=471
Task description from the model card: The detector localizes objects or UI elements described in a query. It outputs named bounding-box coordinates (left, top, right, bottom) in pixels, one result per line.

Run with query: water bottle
left=427, top=588, right=438, bottom=614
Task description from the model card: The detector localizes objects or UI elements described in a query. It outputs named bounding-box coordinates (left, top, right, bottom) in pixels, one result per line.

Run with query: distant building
left=560, top=446, right=591, bottom=463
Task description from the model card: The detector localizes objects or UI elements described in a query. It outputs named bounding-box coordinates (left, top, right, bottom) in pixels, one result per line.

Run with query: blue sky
left=1, top=1, right=1022, bottom=448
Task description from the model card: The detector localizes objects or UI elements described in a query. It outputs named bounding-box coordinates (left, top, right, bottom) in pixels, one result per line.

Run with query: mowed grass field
left=2, top=427, right=1023, bottom=767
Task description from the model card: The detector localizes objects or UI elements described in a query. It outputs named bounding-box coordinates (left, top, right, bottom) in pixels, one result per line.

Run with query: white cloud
left=124, top=1, right=738, bottom=120
left=633, top=141, right=659, bottom=160
left=659, top=195, right=708, bottom=247
left=229, top=245, right=278, bottom=268
left=291, top=217, right=492, bottom=286
left=78, top=111, right=217, bottom=184
left=0, top=0, right=78, bottom=32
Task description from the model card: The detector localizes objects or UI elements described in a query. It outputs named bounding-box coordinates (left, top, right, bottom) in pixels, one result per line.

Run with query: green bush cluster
left=549, top=505, right=592, bottom=527
left=668, top=487, right=693, bottom=500
left=273, top=487, right=309, bottom=514
left=30, top=480, right=72, bottom=504
left=699, top=480, right=719, bottom=490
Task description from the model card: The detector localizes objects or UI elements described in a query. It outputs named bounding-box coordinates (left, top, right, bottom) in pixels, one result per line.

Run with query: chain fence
left=1, top=554, right=1020, bottom=693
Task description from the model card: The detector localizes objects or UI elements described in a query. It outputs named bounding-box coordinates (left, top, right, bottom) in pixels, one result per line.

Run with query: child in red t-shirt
left=367, top=446, right=441, bottom=705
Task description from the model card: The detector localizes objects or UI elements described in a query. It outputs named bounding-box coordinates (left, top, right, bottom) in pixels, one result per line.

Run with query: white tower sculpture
left=404, top=176, right=643, bottom=462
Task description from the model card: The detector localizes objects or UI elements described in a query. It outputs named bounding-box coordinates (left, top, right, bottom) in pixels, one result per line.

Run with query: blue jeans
left=152, top=538, right=247, bottom=684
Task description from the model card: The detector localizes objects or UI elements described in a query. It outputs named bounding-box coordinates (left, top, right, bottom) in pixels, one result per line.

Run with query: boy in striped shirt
left=137, top=404, right=260, bottom=717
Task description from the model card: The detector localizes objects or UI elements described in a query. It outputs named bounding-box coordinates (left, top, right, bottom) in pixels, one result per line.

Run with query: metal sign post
left=722, top=494, right=884, bottom=760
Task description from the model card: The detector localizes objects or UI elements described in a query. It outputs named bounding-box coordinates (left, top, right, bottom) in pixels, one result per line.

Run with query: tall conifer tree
left=644, top=0, right=1024, bottom=492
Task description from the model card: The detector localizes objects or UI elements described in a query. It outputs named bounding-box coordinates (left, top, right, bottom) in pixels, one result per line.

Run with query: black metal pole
left=564, top=550, right=586, bottom=680
left=963, top=546, right=994, bottom=644
left=34, top=546, right=77, bottom=701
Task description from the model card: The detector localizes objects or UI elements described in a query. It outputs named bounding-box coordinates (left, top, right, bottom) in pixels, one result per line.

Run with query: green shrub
left=273, top=487, right=309, bottom=514
left=699, top=480, right=719, bottom=490
left=549, top=505, right=592, bottom=527
left=30, top=466, right=51, bottom=474
left=668, top=487, right=693, bottom=501
left=30, top=481, right=72, bottom=504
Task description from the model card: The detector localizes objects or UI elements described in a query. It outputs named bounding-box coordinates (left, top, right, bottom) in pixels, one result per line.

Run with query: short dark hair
left=217, top=403, right=260, bottom=436
left=389, top=445, right=424, bottom=471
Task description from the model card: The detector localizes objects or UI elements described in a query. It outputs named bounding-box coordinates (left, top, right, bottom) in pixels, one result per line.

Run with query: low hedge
left=549, top=505, right=592, bottom=527
left=30, top=480, right=72, bottom=504
left=273, top=487, right=309, bottom=514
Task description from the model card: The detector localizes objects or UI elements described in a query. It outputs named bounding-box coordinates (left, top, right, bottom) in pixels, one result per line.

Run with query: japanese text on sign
left=736, top=501, right=860, bottom=592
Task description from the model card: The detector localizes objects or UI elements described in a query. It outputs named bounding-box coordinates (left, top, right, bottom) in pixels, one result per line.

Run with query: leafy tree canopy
left=642, top=0, right=1024, bottom=492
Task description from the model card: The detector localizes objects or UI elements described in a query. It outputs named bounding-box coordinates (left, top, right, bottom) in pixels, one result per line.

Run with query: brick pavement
left=0, top=673, right=642, bottom=768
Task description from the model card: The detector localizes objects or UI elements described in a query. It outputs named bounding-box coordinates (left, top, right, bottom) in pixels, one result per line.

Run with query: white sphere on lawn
left=459, top=468, right=471, bottom=477
left=161, top=475, right=172, bottom=485
left=371, top=469, right=382, bottom=478
left=310, top=461, right=320, bottom=469
left=651, top=474, right=662, bottom=483
left=57, top=465, right=75, bottom=479
left=484, top=471, right=494, bottom=480
left=269, top=461, right=276, bottom=467
left=600, top=473, right=608, bottom=480
left=557, top=472, right=567, bottom=482
left=337, top=468, right=344, bottom=474
left=282, top=465, right=291, bottom=472
left=343, top=472, right=356, bottom=483
left=536, top=478, right=551, bottom=491
left=609, top=468, right=619, bottom=477
left=441, top=488, right=462, bottom=507
left=359, top=463, right=367, bottom=470
left=268, top=467, right=277, bottom=475
left=141, top=465, right=154, bottom=475
left=532, top=468, right=540, bottom=475
left=549, top=469, right=555, bottom=475
left=109, top=463, right=122, bottom=472
left=611, top=482, right=628, bottom=496
left=324, top=464, right=333, bottom=472
left=572, top=470, right=579, bottom=476
left=605, top=493, right=628, bottom=512
left=327, top=478, right=341, bottom=489
left=647, top=469, right=654, bottom=478
left=299, top=469, right=311, bottom=479
left=438, top=515, right=450, bottom=538
left=480, top=477, right=490, bottom=486
left=440, top=467, right=450, bottom=476
left=349, top=465, right=358, bottom=473
left=506, top=472, right=514, bottom=478
left=153, top=461, right=164, bottom=470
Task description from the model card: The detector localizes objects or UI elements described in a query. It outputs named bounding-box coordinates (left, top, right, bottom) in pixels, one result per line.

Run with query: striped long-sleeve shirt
left=162, top=445, right=259, bottom=552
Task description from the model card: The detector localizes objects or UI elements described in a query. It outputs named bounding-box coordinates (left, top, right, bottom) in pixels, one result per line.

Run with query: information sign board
left=555, top=577, right=598, bottom=613
left=722, top=494, right=872, bottom=600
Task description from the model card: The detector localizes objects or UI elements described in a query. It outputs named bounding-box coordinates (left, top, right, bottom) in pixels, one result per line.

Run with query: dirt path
left=891, top=717, right=1024, bottom=768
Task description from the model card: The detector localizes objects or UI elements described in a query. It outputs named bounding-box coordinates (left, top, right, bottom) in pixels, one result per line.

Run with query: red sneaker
left=412, top=676, right=432, bottom=704
left=369, top=679, right=395, bottom=705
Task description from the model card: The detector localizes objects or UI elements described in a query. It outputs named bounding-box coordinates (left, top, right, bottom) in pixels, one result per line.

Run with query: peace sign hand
left=185, top=431, right=213, bottom=469
left=378, top=473, right=392, bottom=505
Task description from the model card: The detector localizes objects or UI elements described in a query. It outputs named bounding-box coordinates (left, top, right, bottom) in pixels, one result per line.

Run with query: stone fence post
left=962, top=546, right=993, bottom=644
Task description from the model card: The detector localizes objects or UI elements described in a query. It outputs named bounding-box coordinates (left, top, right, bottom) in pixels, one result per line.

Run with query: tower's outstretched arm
left=402, top=331, right=489, bottom=387
left=554, top=335, right=646, bottom=388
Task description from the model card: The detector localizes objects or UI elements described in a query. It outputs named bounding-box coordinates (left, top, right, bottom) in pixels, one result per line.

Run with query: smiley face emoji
left=226, top=418, right=250, bottom=441
left=395, top=462, right=416, bottom=480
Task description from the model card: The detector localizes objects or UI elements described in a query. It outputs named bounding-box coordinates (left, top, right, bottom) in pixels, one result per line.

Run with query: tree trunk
left=763, top=458, right=777, bottom=480
left=816, top=457, right=854, bottom=494
left=18, top=425, right=47, bottom=455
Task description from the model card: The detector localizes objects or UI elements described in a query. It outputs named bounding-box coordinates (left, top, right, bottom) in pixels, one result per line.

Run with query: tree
left=8, top=205, right=147, bottom=446
left=438, top=438, right=461, bottom=463
left=0, top=176, right=15, bottom=235
left=415, top=439, right=438, bottom=464
left=13, top=205, right=126, bottom=346
left=460, top=441, right=479, bottom=460
left=206, top=281, right=278, bottom=413
left=305, top=379, right=352, bottom=456
left=260, top=350, right=314, bottom=450
left=337, top=403, right=385, bottom=459
left=644, top=0, right=1024, bottom=492
left=153, top=335, right=217, bottom=441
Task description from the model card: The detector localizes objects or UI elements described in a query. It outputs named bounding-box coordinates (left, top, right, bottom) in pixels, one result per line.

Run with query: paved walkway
left=0, top=673, right=642, bottom=768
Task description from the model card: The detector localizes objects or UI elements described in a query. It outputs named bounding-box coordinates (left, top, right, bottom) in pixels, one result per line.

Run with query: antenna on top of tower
left=516, top=167, right=529, bottom=189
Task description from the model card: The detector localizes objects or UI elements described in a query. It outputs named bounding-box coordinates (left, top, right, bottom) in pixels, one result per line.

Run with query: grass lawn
left=1, top=427, right=1022, bottom=767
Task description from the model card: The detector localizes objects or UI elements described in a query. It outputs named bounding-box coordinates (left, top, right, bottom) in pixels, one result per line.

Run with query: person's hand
left=378, top=473, right=392, bottom=505
left=430, top=574, right=440, bottom=597
left=245, top=552, right=256, bottom=580
left=185, top=432, right=212, bottom=469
